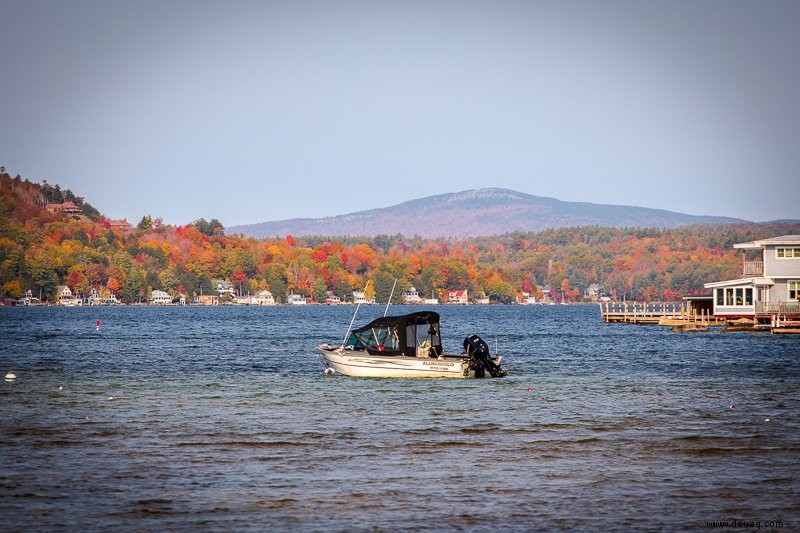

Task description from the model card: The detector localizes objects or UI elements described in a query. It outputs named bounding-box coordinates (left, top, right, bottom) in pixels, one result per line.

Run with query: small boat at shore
left=317, top=311, right=506, bottom=378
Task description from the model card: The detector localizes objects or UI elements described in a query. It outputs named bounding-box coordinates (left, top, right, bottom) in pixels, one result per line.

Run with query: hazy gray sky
left=2, top=0, right=798, bottom=227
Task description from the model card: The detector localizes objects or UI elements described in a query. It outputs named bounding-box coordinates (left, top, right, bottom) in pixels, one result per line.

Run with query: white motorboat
left=317, top=311, right=506, bottom=378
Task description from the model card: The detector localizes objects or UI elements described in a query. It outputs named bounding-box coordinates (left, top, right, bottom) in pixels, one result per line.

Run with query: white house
left=704, top=235, right=800, bottom=325
left=211, top=279, right=235, bottom=296
left=519, top=292, right=537, bottom=305
left=402, top=286, right=423, bottom=304
left=149, top=289, right=172, bottom=305
left=352, top=290, right=375, bottom=304
left=54, top=285, right=79, bottom=306
left=287, top=293, right=307, bottom=305
left=586, top=283, right=603, bottom=300
left=87, top=287, right=120, bottom=305
left=254, top=290, right=276, bottom=305
left=324, top=291, right=342, bottom=305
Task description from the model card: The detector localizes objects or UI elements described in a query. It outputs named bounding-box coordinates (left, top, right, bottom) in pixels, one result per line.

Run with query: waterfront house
left=444, top=289, right=469, bottom=304
left=254, top=290, right=276, bottom=305
left=519, top=292, right=537, bottom=305
left=704, top=235, right=800, bottom=327
left=195, top=294, right=219, bottom=306
left=54, top=285, right=79, bottom=306
left=235, top=291, right=275, bottom=305
left=287, top=293, right=307, bottom=305
left=324, top=291, right=342, bottom=305
left=149, top=290, right=172, bottom=305
left=352, top=290, right=375, bottom=305
left=586, top=283, right=603, bottom=301
left=402, top=286, right=423, bottom=304
left=87, top=287, right=119, bottom=305
left=18, top=289, right=41, bottom=306
left=212, top=279, right=235, bottom=296
left=235, top=294, right=253, bottom=305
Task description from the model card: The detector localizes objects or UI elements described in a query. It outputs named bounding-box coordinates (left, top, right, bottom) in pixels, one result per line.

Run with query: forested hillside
left=2, top=170, right=798, bottom=304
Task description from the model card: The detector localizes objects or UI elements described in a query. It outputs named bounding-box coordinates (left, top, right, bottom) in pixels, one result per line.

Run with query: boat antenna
left=383, top=278, right=398, bottom=317
left=342, top=279, right=371, bottom=350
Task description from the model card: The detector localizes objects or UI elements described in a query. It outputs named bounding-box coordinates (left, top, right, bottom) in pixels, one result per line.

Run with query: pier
left=600, top=300, right=800, bottom=333
left=599, top=301, right=724, bottom=327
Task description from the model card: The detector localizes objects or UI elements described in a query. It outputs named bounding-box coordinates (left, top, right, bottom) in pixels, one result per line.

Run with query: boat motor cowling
left=463, top=334, right=506, bottom=378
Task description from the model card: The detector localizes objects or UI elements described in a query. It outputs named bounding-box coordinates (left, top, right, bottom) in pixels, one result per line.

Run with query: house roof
left=704, top=277, right=774, bottom=289
left=734, top=235, right=800, bottom=249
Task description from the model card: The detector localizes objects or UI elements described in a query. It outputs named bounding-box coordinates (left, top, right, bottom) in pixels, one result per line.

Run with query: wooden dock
left=599, top=301, right=725, bottom=327
left=600, top=300, right=799, bottom=334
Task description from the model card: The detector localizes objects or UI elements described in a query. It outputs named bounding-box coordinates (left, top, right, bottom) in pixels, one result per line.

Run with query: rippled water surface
left=1, top=305, right=798, bottom=531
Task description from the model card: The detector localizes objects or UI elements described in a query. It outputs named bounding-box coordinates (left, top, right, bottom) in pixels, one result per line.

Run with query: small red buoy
left=96, top=319, right=101, bottom=331
left=527, top=387, right=532, bottom=392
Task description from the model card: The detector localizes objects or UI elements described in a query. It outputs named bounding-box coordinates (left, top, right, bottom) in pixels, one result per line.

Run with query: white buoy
left=324, top=367, right=336, bottom=375
left=107, top=395, right=114, bottom=400
left=4, top=371, right=16, bottom=382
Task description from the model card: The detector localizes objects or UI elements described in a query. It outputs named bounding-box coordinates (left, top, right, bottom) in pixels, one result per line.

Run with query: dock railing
left=599, top=301, right=685, bottom=324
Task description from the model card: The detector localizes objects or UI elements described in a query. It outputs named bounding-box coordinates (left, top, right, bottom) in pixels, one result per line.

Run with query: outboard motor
left=463, top=334, right=506, bottom=378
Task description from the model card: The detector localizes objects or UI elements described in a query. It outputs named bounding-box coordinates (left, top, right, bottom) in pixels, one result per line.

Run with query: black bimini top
left=347, top=311, right=443, bottom=357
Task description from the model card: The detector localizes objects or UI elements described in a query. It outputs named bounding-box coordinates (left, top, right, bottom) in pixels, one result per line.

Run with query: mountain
left=229, top=188, right=745, bottom=238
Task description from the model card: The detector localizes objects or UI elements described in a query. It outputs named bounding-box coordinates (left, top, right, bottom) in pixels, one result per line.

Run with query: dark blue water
left=1, top=305, right=798, bottom=531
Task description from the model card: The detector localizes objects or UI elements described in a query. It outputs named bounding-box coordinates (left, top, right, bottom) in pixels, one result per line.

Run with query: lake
left=1, top=305, right=798, bottom=531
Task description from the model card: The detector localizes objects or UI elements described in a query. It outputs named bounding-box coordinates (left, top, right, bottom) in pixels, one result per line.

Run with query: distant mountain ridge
left=230, top=188, right=744, bottom=238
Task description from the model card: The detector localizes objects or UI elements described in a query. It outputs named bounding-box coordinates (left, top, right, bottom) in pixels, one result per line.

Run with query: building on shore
left=443, top=289, right=468, bottom=304
left=149, top=290, right=172, bottom=305
left=704, top=235, right=800, bottom=332
left=402, top=286, right=423, bottom=304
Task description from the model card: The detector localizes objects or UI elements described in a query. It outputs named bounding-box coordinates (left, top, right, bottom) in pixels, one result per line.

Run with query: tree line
left=2, top=170, right=798, bottom=304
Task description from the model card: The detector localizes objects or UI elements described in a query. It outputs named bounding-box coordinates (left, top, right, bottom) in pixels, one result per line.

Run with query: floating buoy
left=729, top=404, right=736, bottom=409
left=765, top=418, right=770, bottom=423
left=527, top=387, right=533, bottom=392
left=58, top=386, right=63, bottom=391
left=324, top=367, right=335, bottom=375
left=96, top=319, right=101, bottom=331
left=107, top=395, right=114, bottom=400
left=4, top=371, right=16, bottom=382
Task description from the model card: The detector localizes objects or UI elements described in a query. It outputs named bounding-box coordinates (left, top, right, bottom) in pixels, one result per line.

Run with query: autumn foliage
left=2, top=170, right=798, bottom=304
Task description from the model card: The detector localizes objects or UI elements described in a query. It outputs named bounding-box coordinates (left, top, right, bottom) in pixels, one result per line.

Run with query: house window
left=790, top=281, right=800, bottom=300
left=719, top=287, right=753, bottom=306
left=776, top=247, right=800, bottom=259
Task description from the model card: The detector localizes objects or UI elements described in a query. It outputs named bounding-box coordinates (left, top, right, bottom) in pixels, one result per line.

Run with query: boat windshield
left=352, top=325, right=401, bottom=354
left=350, top=311, right=443, bottom=356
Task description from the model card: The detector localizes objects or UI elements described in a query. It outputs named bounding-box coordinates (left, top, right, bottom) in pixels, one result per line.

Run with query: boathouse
left=704, top=235, right=800, bottom=332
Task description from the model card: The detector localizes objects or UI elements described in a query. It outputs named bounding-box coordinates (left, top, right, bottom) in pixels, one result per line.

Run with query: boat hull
left=317, top=347, right=488, bottom=378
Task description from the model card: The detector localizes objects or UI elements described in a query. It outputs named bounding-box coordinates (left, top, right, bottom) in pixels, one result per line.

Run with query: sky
left=1, top=0, right=799, bottom=227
